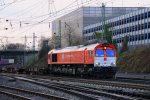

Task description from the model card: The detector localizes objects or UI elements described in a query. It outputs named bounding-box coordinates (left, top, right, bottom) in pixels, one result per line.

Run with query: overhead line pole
left=59, top=20, right=61, bottom=48
left=23, top=35, right=27, bottom=66
left=102, top=3, right=105, bottom=42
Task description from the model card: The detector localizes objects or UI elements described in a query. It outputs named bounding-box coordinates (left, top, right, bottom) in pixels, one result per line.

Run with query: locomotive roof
left=48, top=43, right=99, bottom=54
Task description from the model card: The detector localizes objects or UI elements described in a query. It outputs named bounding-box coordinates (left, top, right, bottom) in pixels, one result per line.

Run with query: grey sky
left=0, top=0, right=150, bottom=48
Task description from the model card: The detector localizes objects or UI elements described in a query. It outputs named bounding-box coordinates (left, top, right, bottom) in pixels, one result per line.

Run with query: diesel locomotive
left=48, top=43, right=117, bottom=78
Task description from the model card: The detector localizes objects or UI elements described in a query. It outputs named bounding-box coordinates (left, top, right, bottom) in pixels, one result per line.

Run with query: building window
left=148, top=22, right=150, bottom=28
left=145, top=33, right=147, bottom=39
left=135, top=35, right=138, bottom=41
left=148, top=11, right=150, bottom=18
left=138, top=35, right=140, bottom=40
left=122, top=19, right=124, bottom=24
left=148, top=33, right=150, bottom=39
left=124, top=19, right=126, bottom=24
left=145, top=12, right=148, bottom=19
left=117, top=38, right=119, bottom=43
left=141, top=34, right=144, bottom=40
left=129, top=17, right=132, bottom=23
left=119, top=20, right=121, bottom=25
left=138, top=14, right=141, bottom=20
left=94, top=27, right=97, bottom=31
left=130, top=27, right=132, bottom=32
left=132, top=26, right=135, bottom=31
left=113, top=32, right=115, bottom=35
left=141, top=24, right=144, bottom=30
left=141, top=13, right=144, bottom=19
left=132, top=36, right=134, bottom=41
left=116, top=21, right=118, bottom=26
left=88, top=29, right=90, bottom=33
left=96, top=26, right=99, bottom=30
left=135, top=15, right=138, bottom=21
left=135, top=25, right=137, bottom=31
left=92, top=28, right=94, bottom=32
left=132, top=16, right=134, bottom=22
left=119, top=29, right=121, bottom=34
left=127, top=27, right=129, bottom=32
left=127, top=18, right=129, bottom=23
left=124, top=28, right=127, bottom=33
left=144, top=23, right=148, bottom=29
left=98, top=26, right=100, bottom=30
left=138, top=25, right=141, bottom=30
left=121, top=28, right=124, bottom=33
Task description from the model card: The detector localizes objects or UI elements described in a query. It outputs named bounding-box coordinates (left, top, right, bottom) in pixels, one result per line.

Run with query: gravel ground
left=0, top=94, right=16, bottom=100
left=0, top=75, right=82, bottom=100
left=54, top=79, right=150, bottom=98
left=37, top=79, right=112, bottom=100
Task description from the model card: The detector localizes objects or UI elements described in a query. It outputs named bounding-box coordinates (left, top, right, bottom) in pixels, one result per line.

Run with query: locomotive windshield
left=96, top=50, right=104, bottom=57
left=106, top=50, right=115, bottom=57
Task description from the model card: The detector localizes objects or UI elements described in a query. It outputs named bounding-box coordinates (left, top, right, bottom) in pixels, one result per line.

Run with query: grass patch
left=117, top=46, right=150, bottom=73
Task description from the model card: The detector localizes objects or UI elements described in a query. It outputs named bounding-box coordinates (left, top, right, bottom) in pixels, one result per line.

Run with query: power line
left=0, top=0, right=103, bottom=37
left=0, top=0, right=26, bottom=11
left=0, top=0, right=99, bottom=23
left=5, top=0, right=42, bottom=18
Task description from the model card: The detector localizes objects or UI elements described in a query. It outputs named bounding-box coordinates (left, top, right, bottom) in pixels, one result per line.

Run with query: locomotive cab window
left=89, top=50, right=93, bottom=57
left=52, top=53, right=57, bottom=62
left=106, top=50, right=115, bottom=57
left=96, top=50, right=104, bottom=57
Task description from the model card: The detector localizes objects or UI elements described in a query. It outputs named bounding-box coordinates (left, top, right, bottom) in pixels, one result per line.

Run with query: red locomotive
left=48, top=43, right=117, bottom=78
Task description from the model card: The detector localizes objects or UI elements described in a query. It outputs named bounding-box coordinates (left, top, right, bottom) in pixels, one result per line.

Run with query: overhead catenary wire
left=0, top=0, right=148, bottom=24
left=0, top=0, right=99, bottom=24
left=0, top=0, right=102, bottom=37
left=0, top=0, right=26, bottom=11
left=0, top=0, right=113, bottom=38
left=0, top=0, right=25, bottom=6
left=5, top=0, right=43, bottom=18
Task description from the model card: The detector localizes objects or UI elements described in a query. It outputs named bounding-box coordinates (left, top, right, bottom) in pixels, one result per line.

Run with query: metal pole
left=53, top=33, right=56, bottom=49
left=59, top=20, right=61, bottom=48
left=102, top=3, right=105, bottom=41
left=23, top=35, right=27, bottom=66
left=33, top=33, right=36, bottom=61
left=33, top=33, right=35, bottom=51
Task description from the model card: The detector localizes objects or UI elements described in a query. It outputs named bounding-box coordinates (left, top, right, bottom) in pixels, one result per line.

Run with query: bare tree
left=6, top=43, right=24, bottom=50
left=64, top=22, right=84, bottom=46
left=120, top=35, right=129, bottom=53
left=38, top=37, right=51, bottom=59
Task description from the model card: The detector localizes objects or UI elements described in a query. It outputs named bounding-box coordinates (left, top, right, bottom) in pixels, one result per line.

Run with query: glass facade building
left=83, top=8, right=150, bottom=50
left=52, top=7, right=143, bottom=48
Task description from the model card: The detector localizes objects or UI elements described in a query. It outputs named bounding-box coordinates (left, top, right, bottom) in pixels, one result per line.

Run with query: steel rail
left=32, top=75, right=150, bottom=91
left=0, top=89, right=32, bottom=100
left=0, top=85, right=68, bottom=100
left=1, top=73, right=150, bottom=99
left=15, top=76, right=142, bottom=100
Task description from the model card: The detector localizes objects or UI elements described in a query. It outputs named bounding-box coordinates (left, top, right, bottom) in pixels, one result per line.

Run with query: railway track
left=15, top=76, right=150, bottom=100
left=0, top=85, right=68, bottom=100
left=0, top=90, right=32, bottom=100
left=20, top=74, right=150, bottom=91
left=1, top=73, right=150, bottom=100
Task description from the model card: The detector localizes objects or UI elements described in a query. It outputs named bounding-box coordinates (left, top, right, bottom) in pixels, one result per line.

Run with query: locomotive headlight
left=95, top=62, right=100, bottom=66
left=95, top=62, right=98, bottom=65
left=111, top=62, right=116, bottom=66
